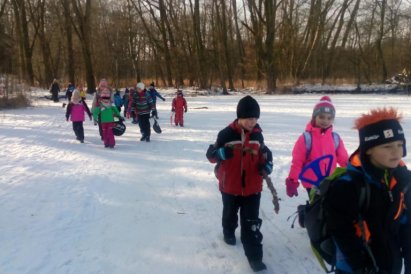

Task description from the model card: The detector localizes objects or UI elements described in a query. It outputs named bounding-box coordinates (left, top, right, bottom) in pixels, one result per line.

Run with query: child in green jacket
left=93, top=88, right=123, bottom=148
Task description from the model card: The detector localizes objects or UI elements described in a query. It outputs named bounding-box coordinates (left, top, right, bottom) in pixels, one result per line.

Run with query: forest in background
left=0, top=0, right=411, bottom=93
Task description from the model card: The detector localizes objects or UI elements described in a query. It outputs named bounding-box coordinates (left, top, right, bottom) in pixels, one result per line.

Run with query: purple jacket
left=66, top=101, right=91, bottom=122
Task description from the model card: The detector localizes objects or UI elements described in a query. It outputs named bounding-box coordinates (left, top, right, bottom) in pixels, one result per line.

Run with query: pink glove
left=285, top=178, right=299, bottom=197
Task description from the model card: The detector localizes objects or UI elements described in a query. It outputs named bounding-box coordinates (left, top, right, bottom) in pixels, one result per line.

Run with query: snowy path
left=1, top=91, right=410, bottom=273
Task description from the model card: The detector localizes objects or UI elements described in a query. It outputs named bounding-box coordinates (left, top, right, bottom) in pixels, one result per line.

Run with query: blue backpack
left=303, top=131, right=340, bottom=160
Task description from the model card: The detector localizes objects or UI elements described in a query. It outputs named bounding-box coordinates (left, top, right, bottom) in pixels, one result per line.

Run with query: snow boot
left=140, top=136, right=146, bottom=141
left=223, top=235, right=236, bottom=246
left=248, top=259, right=267, bottom=272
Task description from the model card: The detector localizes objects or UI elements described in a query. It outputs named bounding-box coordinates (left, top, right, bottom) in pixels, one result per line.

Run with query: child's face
left=366, top=140, right=404, bottom=169
left=238, top=118, right=258, bottom=131
left=314, top=113, right=334, bottom=129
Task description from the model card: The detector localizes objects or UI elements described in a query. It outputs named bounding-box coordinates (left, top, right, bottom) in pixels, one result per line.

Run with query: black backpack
left=303, top=167, right=376, bottom=273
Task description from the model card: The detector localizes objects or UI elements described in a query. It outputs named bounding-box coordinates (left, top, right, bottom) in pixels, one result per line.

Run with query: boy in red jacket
left=206, top=96, right=273, bottom=272
left=171, top=89, right=187, bottom=126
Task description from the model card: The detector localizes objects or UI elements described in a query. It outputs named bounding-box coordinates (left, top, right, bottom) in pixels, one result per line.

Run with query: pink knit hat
left=312, top=96, right=335, bottom=118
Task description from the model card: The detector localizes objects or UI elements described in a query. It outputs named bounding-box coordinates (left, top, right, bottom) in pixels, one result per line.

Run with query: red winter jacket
left=206, top=120, right=271, bottom=196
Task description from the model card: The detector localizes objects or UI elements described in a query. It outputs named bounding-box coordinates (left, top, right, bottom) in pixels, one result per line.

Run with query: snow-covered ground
left=1, top=90, right=411, bottom=274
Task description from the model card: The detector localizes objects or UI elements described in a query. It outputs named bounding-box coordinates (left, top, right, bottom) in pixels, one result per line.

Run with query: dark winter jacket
left=50, top=83, right=60, bottom=93
left=128, top=89, right=153, bottom=116
left=206, top=120, right=272, bottom=196
left=148, top=87, right=165, bottom=105
left=326, top=150, right=410, bottom=273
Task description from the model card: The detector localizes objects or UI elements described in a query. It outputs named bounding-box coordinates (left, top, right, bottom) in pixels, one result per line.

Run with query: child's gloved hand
left=93, top=120, right=98, bottom=126
left=285, top=178, right=299, bottom=197
left=162, top=98, right=166, bottom=101
left=185, top=109, right=187, bottom=113
left=216, top=146, right=233, bottom=161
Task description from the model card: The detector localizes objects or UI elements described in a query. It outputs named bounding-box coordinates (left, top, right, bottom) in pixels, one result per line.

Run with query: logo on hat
left=364, top=135, right=380, bottom=142
left=383, top=129, right=394, bottom=138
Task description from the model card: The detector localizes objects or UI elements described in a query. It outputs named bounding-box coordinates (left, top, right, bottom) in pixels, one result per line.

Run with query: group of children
left=206, top=95, right=410, bottom=273
left=65, top=79, right=188, bottom=147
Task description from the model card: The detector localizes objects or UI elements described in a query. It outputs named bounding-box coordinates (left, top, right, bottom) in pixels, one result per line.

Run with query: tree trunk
left=62, top=0, right=75, bottom=84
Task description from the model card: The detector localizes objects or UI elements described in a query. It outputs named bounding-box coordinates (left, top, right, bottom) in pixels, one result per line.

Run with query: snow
left=1, top=90, right=411, bottom=274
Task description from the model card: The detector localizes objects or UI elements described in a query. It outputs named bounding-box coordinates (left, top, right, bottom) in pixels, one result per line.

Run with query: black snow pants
left=138, top=113, right=151, bottom=139
left=72, top=121, right=84, bottom=141
left=221, top=192, right=263, bottom=261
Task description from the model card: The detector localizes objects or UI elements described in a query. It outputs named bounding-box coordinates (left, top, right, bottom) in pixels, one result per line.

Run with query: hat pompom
left=312, top=96, right=335, bottom=118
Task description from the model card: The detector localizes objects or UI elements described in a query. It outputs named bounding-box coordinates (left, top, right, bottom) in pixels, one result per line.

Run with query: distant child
left=127, top=82, right=153, bottom=142
left=93, top=88, right=123, bottom=148
left=91, top=79, right=113, bottom=140
left=206, top=96, right=273, bottom=272
left=147, top=82, right=165, bottom=119
left=65, top=90, right=92, bottom=143
left=114, top=89, right=123, bottom=112
left=78, top=84, right=87, bottom=101
left=66, top=82, right=75, bottom=102
left=285, top=96, right=348, bottom=197
left=122, top=88, right=130, bottom=117
left=325, top=107, right=410, bottom=274
left=171, top=89, right=187, bottom=127
left=49, top=78, right=60, bottom=102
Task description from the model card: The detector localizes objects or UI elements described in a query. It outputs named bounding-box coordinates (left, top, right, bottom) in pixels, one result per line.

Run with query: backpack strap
left=303, top=131, right=312, bottom=160
left=303, top=131, right=340, bottom=161
left=332, top=132, right=340, bottom=151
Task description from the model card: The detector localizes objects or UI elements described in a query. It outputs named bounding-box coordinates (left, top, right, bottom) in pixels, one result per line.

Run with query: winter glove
left=119, top=116, right=125, bottom=122
left=259, top=161, right=273, bottom=175
left=185, top=109, right=187, bottom=113
left=162, top=98, right=166, bottom=101
left=285, top=178, right=299, bottom=197
left=171, top=108, right=175, bottom=112
left=216, top=146, right=234, bottom=161
left=93, top=120, right=98, bottom=126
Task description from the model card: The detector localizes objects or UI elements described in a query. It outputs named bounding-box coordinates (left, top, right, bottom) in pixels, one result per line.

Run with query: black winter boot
left=248, top=259, right=267, bottom=272
left=223, top=235, right=236, bottom=245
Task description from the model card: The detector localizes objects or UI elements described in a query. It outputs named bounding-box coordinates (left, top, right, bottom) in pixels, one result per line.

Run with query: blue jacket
left=148, top=87, right=165, bottom=105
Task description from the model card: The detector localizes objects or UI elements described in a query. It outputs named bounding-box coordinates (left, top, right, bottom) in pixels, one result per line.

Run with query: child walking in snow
left=325, top=107, right=410, bottom=274
left=93, top=88, right=123, bottom=148
left=127, top=82, right=153, bottom=142
left=171, top=89, right=187, bottom=127
left=65, top=90, right=92, bottom=143
left=148, top=82, right=165, bottom=119
left=285, top=96, right=348, bottom=197
left=206, top=96, right=273, bottom=272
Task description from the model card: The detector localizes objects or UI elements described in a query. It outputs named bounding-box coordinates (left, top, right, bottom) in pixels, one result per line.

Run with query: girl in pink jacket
left=66, top=90, right=92, bottom=143
left=285, top=96, right=348, bottom=197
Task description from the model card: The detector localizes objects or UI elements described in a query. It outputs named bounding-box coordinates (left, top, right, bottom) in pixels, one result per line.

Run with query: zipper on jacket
left=383, top=169, right=394, bottom=202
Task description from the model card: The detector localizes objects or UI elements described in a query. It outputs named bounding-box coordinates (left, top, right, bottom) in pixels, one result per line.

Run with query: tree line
left=0, top=0, right=410, bottom=93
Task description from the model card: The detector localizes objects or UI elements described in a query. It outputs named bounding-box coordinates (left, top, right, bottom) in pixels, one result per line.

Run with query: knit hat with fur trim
left=236, top=95, right=260, bottom=119
left=312, top=96, right=335, bottom=118
left=354, top=107, right=406, bottom=158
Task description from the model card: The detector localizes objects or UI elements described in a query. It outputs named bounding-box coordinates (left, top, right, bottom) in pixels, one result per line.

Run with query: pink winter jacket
left=288, top=121, right=348, bottom=189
